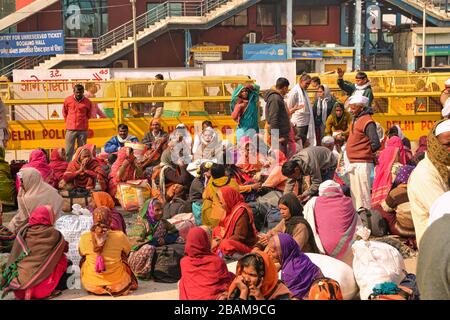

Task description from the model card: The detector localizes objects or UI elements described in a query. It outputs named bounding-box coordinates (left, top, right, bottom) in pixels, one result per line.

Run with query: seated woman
left=0, top=147, right=16, bottom=209
left=236, top=136, right=265, bottom=179
left=324, top=103, right=352, bottom=138
left=157, top=144, right=193, bottom=201
left=92, top=191, right=127, bottom=234
left=371, top=136, right=406, bottom=207
left=266, top=233, right=322, bottom=300
left=227, top=248, right=291, bottom=300
left=16, top=148, right=54, bottom=190
left=49, top=148, right=68, bottom=189
left=304, top=180, right=360, bottom=266
left=179, top=226, right=234, bottom=300
left=163, top=184, right=191, bottom=219
left=1, top=206, right=69, bottom=300
left=387, top=125, right=412, bottom=162
left=212, top=186, right=257, bottom=257
left=412, top=135, right=427, bottom=164
left=108, top=147, right=143, bottom=199
left=202, top=163, right=240, bottom=227
left=8, top=167, right=64, bottom=234
left=261, top=149, right=288, bottom=192
left=128, top=198, right=180, bottom=279
left=79, top=206, right=137, bottom=296
left=259, top=193, right=319, bottom=254
left=62, top=145, right=108, bottom=191
left=193, top=127, right=222, bottom=162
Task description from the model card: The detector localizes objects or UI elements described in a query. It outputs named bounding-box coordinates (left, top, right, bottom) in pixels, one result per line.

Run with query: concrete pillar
left=185, top=29, right=192, bottom=68
left=340, top=2, right=348, bottom=46
left=286, top=0, right=293, bottom=59
left=354, top=0, right=362, bottom=70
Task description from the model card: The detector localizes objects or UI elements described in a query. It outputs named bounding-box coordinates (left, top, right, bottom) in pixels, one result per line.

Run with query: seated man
left=104, top=124, right=139, bottom=154
left=138, top=119, right=169, bottom=169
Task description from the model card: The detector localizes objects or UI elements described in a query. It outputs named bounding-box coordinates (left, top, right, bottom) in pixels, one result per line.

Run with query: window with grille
left=221, top=10, right=248, bottom=26
left=257, top=4, right=275, bottom=26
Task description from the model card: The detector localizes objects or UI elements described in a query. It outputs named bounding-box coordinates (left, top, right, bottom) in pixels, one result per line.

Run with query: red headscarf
left=18, top=149, right=53, bottom=190
left=49, top=148, right=68, bottom=185
left=236, top=137, right=263, bottom=174
left=28, top=206, right=54, bottom=226
left=66, top=145, right=107, bottom=190
left=415, top=136, right=428, bottom=155
left=385, top=136, right=407, bottom=165
left=179, top=227, right=234, bottom=300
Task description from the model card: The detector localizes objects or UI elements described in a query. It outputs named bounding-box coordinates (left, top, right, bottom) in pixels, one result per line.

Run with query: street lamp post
left=130, top=0, right=138, bottom=68
left=422, top=0, right=426, bottom=68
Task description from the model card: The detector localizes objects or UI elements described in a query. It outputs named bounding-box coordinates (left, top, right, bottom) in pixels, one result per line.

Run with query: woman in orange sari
left=63, top=144, right=108, bottom=191
left=212, top=186, right=257, bottom=257
left=227, top=248, right=291, bottom=300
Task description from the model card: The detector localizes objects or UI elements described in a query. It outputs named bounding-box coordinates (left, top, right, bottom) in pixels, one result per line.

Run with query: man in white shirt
left=286, top=73, right=316, bottom=147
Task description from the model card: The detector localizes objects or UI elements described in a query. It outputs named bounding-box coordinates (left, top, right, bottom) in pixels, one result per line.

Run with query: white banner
left=110, top=68, right=204, bottom=80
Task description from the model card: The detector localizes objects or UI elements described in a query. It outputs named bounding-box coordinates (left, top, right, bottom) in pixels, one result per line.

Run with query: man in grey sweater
left=281, top=146, right=337, bottom=202
left=264, top=77, right=291, bottom=156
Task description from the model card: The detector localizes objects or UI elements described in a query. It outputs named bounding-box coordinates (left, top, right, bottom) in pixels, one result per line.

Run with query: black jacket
left=264, top=90, right=291, bottom=137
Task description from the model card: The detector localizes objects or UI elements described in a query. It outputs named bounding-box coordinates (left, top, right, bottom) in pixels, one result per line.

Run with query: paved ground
left=1, top=209, right=418, bottom=300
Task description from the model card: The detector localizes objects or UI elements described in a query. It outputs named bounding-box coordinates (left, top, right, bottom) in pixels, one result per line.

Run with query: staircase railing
left=0, top=55, right=50, bottom=76
left=430, top=0, right=449, bottom=12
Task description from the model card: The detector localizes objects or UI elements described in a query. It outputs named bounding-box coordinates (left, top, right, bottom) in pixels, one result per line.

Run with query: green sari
left=0, top=147, right=15, bottom=207
left=230, top=84, right=260, bottom=143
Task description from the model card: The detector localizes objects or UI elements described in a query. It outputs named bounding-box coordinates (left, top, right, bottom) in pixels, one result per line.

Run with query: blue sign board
left=243, top=44, right=287, bottom=61
left=0, top=30, right=64, bottom=58
left=292, top=50, right=323, bottom=59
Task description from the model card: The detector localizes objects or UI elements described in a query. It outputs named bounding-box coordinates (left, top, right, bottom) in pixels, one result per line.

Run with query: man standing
left=151, top=74, right=166, bottom=119
left=281, top=146, right=337, bottom=202
left=287, top=73, right=316, bottom=147
left=104, top=124, right=139, bottom=154
left=63, top=84, right=92, bottom=161
left=264, top=77, right=291, bottom=156
left=337, top=68, right=374, bottom=108
left=345, top=95, right=381, bottom=211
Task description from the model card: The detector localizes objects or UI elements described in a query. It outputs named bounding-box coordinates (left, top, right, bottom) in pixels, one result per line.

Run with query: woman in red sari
left=371, top=136, right=406, bottom=207
left=62, top=144, right=107, bottom=191
left=212, top=186, right=257, bottom=257
left=16, top=148, right=54, bottom=190
left=179, top=226, right=235, bottom=300
left=0, top=205, right=68, bottom=300
left=49, top=148, right=68, bottom=189
left=108, top=147, right=142, bottom=198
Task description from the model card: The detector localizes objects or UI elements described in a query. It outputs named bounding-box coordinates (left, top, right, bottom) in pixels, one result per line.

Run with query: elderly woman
left=212, top=186, right=257, bottom=257
left=266, top=233, right=322, bottom=300
left=49, top=148, right=68, bottom=189
left=259, top=193, right=319, bottom=253
left=8, top=167, right=64, bottom=235
left=303, top=180, right=360, bottom=266
left=1, top=206, right=69, bottom=300
left=62, top=145, right=108, bottom=191
left=79, top=206, right=137, bottom=296
left=16, top=148, right=54, bottom=190
left=179, top=226, right=234, bottom=300
left=230, top=83, right=260, bottom=143
left=108, top=147, right=142, bottom=198
left=193, top=127, right=222, bottom=162
left=127, top=198, right=180, bottom=279
left=227, top=248, right=291, bottom=300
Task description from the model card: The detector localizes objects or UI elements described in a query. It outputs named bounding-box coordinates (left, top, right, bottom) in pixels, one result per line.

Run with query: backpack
left=357, top=208, right=389, bottom=237
left=308, top=277, right=344, bottom=300
left=368, top=281, right=416, bottom=300
left=59, top=188, right=94, bottom=213
left=152, top=243, right=185, bottom=283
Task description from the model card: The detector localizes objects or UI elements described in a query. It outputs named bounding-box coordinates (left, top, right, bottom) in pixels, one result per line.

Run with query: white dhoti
left=348, top=162, right=374, bottom=211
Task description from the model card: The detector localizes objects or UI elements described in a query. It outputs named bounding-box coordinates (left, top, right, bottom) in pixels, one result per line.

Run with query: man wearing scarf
left=104, top=124, right=139, bottom=154
left=337, top=68, right=374, bottom=109
left=408, top=119, right=450, bottom=248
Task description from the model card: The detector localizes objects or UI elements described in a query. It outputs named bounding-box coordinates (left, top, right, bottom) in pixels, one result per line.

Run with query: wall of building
left=16, top=1, right=62, bottom=32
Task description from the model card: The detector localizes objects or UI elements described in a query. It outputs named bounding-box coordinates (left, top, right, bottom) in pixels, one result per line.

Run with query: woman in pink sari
left=371, top=136, right=406, bottom=207
left=16, top=149, right=54, bottom=190
left=108, top=147, right=142, bottom=198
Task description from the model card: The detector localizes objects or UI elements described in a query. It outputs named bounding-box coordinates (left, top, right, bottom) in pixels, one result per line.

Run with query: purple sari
left=277, top=233, right=322, bottom=299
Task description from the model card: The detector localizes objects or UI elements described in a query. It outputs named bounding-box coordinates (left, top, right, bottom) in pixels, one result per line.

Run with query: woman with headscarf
left=170, top=123, right=193, bottom=152
left=63, top=144, right=107, bottom=191
left=230, top=83, right=260, bottom=143
left=193, top=127, right=222, bottom=162
left=49, top=148, right=68, bottom=189
left=0, top=147, right=16, bottom=208
left=408, top=119, right=450, bottom=247
left=371, top=136, right=406, bottom=207
left=16, top=148, right=54, bottom=190
left=108, top=146, right=142, bottom=199
left=8, top=167, right=64, bottom=235
left=236, top=136, right=264, bottom=179
left=266, top=233, right=322, bottom=300
left=179, top=226, right=235, bottom=300
left=127, top=198, right=180, bottom=279
left=79, top=206, right=137, bottom=296
left=212, top=186, right=257, bottom=257
left=227, top=248, right=291, bottom=300
left=260, top=193, right=319, bottom=253
left=261, top=149, right=288, bottom=192
left=324, top=102, right=352, bottom=138
left=304, top=180, right=360, bottom=265
left=387, top=125, right=413, bottom=161
left=1, top=206, right=69, bottom=300
left=314, top=85, right=336, bottom=143
left=412, top=136, right=428, bottom=164
left=92, top=191, right=127, bottom=234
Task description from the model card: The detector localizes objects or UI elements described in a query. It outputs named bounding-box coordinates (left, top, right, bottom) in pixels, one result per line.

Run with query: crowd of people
left=0, top=70, right=450, bottom=301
